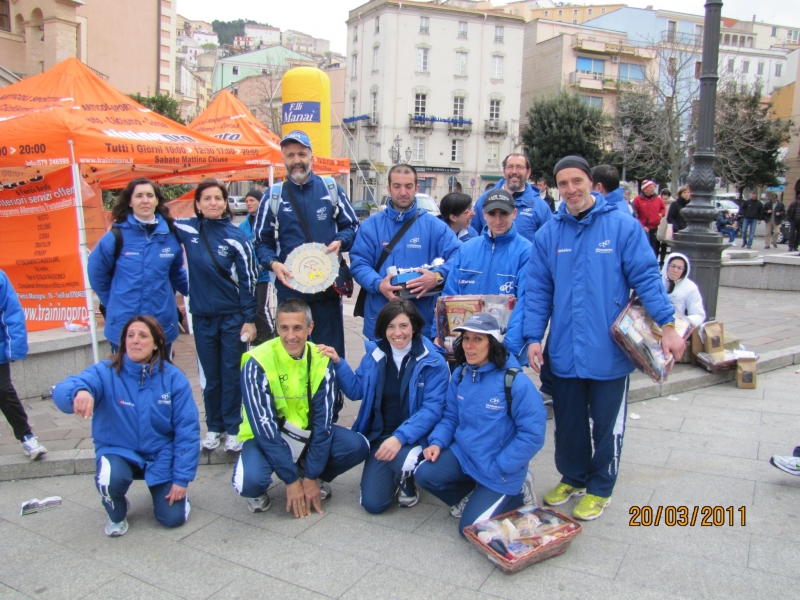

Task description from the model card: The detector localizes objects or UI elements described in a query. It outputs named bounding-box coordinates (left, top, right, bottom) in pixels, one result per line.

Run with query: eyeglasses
left=668, top=264, right=685, bottom=271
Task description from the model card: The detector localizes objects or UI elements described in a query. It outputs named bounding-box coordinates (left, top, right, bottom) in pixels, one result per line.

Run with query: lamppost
left=388, top=135, right=412, bottom=165
left=621, top=120, right=632, bottom=182
left=670, top=0, right=726, bottom=320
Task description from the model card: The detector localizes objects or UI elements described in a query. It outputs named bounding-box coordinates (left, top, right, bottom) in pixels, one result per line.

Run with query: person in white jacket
left=662, top=252, right=706, bottom=327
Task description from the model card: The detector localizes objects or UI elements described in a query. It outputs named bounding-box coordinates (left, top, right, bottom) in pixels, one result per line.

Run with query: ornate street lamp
left=389, top=135, right=412, bottom=165
left=621, top=120, right=632, bottom=181
left=670, top=0, right=726, bottom=319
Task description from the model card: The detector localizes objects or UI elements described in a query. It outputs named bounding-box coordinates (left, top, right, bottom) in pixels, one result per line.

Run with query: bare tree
left=237, top=64, right=284, bottom=134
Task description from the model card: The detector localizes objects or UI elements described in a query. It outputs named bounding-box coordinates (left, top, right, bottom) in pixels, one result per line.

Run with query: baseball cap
left=453, top=313, right=503, bottom=342
left=642, top=179, right=656, bottom=191
left=280, top=130, right=312, bottom=151
left=482, top=189, right=515, bottom=214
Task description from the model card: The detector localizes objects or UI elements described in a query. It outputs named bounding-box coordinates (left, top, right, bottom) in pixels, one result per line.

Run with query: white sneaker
left=22, top=435, right=47, bottom=460
left=450, top=490, right=474, bottom=518
left=202, top=432, right=223, bottom=451
left=247, top=494, right=271, bottom=513
left=318, top=479, right=332, bottom=500
left=104, top=517, right=129, bottom=537
left=224, top=436, right=243, bottom=452
left=522, top=470, right=537, bottom=506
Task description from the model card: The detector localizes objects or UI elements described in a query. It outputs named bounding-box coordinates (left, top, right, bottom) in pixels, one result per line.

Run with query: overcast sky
left=180, top=0, right=800, bottom=55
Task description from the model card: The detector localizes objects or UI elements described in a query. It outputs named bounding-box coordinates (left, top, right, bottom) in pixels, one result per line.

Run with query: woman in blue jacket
left=440, top=192, right=478, bottom=242
left=53, top=315, right=200, bottom=537
left=415, top=313, right=546, bottom=535
left=174, top=179, right=258, bottom=453
left=317, top=300, right=449, bottom=513
left=88, top=177, right=188, bottom=353
left=239, top=189, right=274, bottom=344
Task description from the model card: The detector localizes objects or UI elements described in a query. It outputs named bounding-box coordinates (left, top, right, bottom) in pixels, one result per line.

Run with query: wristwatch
left=434, top=272, right=444, bottom=286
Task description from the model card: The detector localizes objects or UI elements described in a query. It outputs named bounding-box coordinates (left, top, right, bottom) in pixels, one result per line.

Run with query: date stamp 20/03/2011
left=629, top=506, right=746, bottom=527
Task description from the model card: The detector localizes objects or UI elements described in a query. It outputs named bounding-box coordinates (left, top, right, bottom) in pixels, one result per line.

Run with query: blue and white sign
left=282, top=101, right=321, bottom=124
left=470, top=178, right=476, bottom=188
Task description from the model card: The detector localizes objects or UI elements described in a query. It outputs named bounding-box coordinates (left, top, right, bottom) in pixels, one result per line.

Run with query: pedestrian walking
left=762, top=194, right=785, bottom=249
left=0, top=269, right=47, bottom=460
left=174, top=179, right=258, bottom=453
left=88, top=177, right=188, bottom=354
left=740, top=192, right=763, bottom=249
left=632, top=180, right=665, bottom=256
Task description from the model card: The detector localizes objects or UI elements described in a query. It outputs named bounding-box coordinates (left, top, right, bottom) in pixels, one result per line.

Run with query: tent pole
left=68, top=140, right=99, bottom=363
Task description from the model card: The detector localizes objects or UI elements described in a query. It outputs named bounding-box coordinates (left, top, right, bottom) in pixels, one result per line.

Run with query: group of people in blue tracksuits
left=29, top=136, right=686, bottom=539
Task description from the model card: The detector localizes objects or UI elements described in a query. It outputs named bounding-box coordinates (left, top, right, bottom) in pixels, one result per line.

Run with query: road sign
left=447, top=176, right=458, bottom=188
left=470, top=178, right=476, bottom=188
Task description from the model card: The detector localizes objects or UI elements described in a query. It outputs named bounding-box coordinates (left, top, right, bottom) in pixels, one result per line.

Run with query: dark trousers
left=254, top=281, right=274, bottom=345
left=95, top=454, right=188, bottom=528
left=360, top=439, right=423, bottom=514
left=0, top=362, right=32, bottom=441
left=415, top=447, right=524, bottom=537
left=193, top=314, right=245, bottom=436
left=551, top=373, right=629, bottom=498
left=647, top=229, right=659, bottom=256
left=790, top=222, right=800, bottom=251
left=658, top=241, right=669, bottom=268
left=232, top=425, right=369, bottom=498
left=539, top=342, right=553, bottom=396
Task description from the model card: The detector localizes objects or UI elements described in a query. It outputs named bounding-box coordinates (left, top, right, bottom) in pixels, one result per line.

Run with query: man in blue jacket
left=525, top=156, right=685, bottom=521
left=471, top=154, right=552, bottom=242
left=253, top=131, right=359, bottom=359
left=591, top=164, right=631, bottom=216
left=436, top=189, right=531, bottom=360
left=350, top=164, right=461, bottom=340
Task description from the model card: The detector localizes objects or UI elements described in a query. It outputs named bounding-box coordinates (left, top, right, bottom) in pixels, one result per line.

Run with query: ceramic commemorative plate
left=284, top=242, right=337, bottom=294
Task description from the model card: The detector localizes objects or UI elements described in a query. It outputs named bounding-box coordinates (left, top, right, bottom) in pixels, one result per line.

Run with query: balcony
left=448, top=120, right=472, bottom=135
left=343, top=120, right=358, bottom=131
left=484, top=120, right=508, bottom=136
left=567, top=71, right=639, bottom=91
left=495, top=35, right=504, bottom=43
left=409, top=114, right=433, bottom=130
left=420, top=26, right=429, bottom=34
left=572, top=36, right=643, bottom=56
left=363, top=114, right=379, bottom=128
left=660, top=30, right=702, bottom=46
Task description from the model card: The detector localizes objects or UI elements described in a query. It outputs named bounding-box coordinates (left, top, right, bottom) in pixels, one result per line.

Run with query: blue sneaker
left=104, top=517, right=129, bottom=537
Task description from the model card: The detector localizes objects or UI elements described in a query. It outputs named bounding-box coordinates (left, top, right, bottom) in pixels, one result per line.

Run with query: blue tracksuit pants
left=551, top=374, right=629, bottom=498
left=360, top=440, right=423, bottom=514
left=95, top=454, right=189, bottom=528
left=231, top=425, right=369, bottom=498
left=193, top=313, right=245, bottom=436
left=415, top=447, right=524, bottom=537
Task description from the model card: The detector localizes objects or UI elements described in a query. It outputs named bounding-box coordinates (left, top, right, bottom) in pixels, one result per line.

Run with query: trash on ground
left=20, top=496, right=62, bottom=516
left=667, top=395, right=680, bottom=401
left=629, top=413, right=641, bottom=420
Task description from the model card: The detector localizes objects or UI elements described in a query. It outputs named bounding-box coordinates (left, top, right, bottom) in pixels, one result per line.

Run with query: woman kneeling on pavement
left=53, top=316, right=199, bottom=537
left=414, top=313, right=547, bottom=535
left=318, top=299, right=449, bottom=512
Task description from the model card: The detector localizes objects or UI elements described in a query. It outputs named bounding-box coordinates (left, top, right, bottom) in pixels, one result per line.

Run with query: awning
left=480, top=174, right=503, bottom=181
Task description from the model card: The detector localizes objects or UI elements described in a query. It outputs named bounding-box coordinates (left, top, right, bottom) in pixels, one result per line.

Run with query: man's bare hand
left=423, top=444, right=441, bottom=462
left=661, top=326, right=686, bottom=361
left=527, top=343, right=544, bottom=374
left=375, top=436, right=402, bottom=461
left=378, top=272, right=402, bottom=301
left=285, top=480, right=308, bottom=518
left=302, top=478, right=324, bottom=516
left=271, top=261, right=292, bottom=287
left=325, top=240, right=342, bottom=255
left=405, top=269, right=438, bottom=299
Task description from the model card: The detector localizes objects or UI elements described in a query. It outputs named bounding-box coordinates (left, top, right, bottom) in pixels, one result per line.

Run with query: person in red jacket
left=632, top=180, right=666, bottom=256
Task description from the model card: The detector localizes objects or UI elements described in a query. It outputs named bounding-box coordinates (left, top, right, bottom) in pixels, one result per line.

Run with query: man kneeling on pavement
left=232, top=298, right=369, bottom=518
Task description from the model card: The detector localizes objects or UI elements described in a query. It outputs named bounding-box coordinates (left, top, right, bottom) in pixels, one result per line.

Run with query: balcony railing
left=568, top=71, right=644, bottom=91
left=495, top=35, right=504, bottom=43
left=484, top=120, right=508, bottom=135
left=420, top=26, right=429, bottom=34
left=458, top=31, right=467, bottom=39
left=83, top=62, right=109, bottom=80
left=364, top=113, right=379, bottom=127
left=409, top=114, right=433, bottom=129
left=448, top=120, right=472, bottom=135
left=572, top=36, right=642, bottom=56
left=660, top=30, right=702, bottom=46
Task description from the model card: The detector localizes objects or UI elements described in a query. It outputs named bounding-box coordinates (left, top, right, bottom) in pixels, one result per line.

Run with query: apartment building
left=244, top=23, right=280, bottom=47
left=345, top=0, right=525, bottom=202
left=0, top=0, right=175, bottom=95
left=495, top=1, right=624, bottom=24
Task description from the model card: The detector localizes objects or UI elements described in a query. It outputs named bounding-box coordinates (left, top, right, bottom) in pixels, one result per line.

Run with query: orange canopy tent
left=0, top=58, right=282, bottom=189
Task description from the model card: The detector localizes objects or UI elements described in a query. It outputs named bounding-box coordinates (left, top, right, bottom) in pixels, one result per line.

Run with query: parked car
left=352, top=200, right=378, bottom=222
left=713, top=198, right=740, bottom=216
left=378, top=193, right=441, bottom=217
left=228, top=196, right=247, bottom=214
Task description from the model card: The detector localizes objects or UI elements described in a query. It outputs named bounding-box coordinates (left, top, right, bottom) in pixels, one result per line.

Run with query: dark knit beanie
left=245, top=189, right=263, bottom=201
left=553, top=155, right=592, bottom=181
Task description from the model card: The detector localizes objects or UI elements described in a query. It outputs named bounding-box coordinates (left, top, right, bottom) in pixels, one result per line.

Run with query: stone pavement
left=1, top=363, right=799, bottom=599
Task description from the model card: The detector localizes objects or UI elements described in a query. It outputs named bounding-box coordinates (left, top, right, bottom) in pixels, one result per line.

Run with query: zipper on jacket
left=140, top=365, right=147, bottom=386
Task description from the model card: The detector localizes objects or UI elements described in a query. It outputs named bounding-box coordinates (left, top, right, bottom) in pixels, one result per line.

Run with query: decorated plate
left=284, top=242, right=337, bottom=294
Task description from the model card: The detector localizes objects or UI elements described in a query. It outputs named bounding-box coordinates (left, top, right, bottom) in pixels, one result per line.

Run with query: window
left=666, top=20, right=677, bottom=42
left=232, top=66, right=239, bottom=75
left=695, top=25, right=704, bottom=38
left=580, top=95, right=603, bottom=108
left=739, top=36, right=745, bottom=47
left=757, top=61, right=764, bottom=76
left=0, top=0, right=10, bottom=32
left=375, top=16, right=380, bottom=33
left=727, top=59, right=734, bottom=72
left=371, top=91, right=378, bottom=120
left=414, top=93, right=427, bottom=117
left=558, top=9, right=563, bottom=16
left=487, top=142, right=499, bottom=166
left=788, top=30, right=799, bottom=44
left=491, top=55, right=504, bottom=79
left=544, top=10, right=549, bottom=16
left=455, top=51, right=467, bottom=76
left=731, top=34, right=738, bottom=46
left=495, top=26, right=504, bottom=42
left=601, top=7, right=606, bottom=13
left=776, top=63, right=783, bottom=76
left=619, top=63, right=645, bottom=81
left=373, top=46, right=380, bottom=71
left=573, top=20, right=578, bottom=25
left=458, top=21, right=468, bottom=38
left=370, top=142, right=377, bottom=161
left=747, top=37, right=753, bottom=48
left=723, top=33, right=730, bottom=45
left=350, top=95, right=357, bottom=117
left=420, top=16, right=429, bottom=33
left=489, top=99, right=501, bottom=123
left=352, top=53, right=358, bottom=73
left=573, top=9, right=578, bottom=15
left=771, top=26, right=777, bottom=37
left=742, top=60, right=749, bottom=74
left=588, top=8, right=593, bottom=15
left=417, top=47, right=429, bottom=72
left=453, top=96, right=465, bottom=118
left=694, top=61, right=702, bottom=79
left=413, top=137, right=425, bottom=161
left=353, top=28, right=358, bottom=42
left=451, top=139, right=463, bottom=162
left=576, top=57, right=605, bottom=74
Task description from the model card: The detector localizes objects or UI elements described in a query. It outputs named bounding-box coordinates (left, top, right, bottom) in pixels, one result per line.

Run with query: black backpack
left=458, top=365, right=520, bottom=417
left=97, top=228, right=124, bottom=319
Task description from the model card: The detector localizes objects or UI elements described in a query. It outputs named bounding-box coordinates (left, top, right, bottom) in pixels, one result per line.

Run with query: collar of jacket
left=461, top=353, right=518, bottom=379
left=284, top=172, right=319, bottom=193
left=121, top=354, right=156, bottom=379
left=494, top=179, right=540, bottom=208
left=603, top=187, right=625, bottom=206
left=123, top=213, right=169, bottom=234
left=481, top=221, right=519, bottom=246
left=200, top=215, right=232, bottom=226
left=375, top=335, right=428, bottom=361
left=553, top=193, right=611, bottom=225
left=385, top=199, right=419, bottom=222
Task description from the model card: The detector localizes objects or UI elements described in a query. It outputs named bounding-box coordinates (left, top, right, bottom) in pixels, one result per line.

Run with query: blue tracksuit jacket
left=240, top=351, right=338, bottom=484
left=239, top=215, right=271, bottom=284
left=53, top=357, right=200, bottom=487
left=89, top=214, right=188, bottom=345
left=602, top=187, right=631, bottom=213
left=457, top=225, right=480, bottom=242
left=350, top=200, right=461, bottom=339
left=435, top=222, right=531, bottom=356
left=173, top=217, right=258, bottom=321
left=252, top=173, right=358, bottom=301
left=428, top=355, right=546, bottom=496
left=471, top=180, right=552, bottom=242
left=0, top=269, right=27, bottom=364
left=524, top=195, right=675, bottom=380
left=334, top=336, right=448, bottom=447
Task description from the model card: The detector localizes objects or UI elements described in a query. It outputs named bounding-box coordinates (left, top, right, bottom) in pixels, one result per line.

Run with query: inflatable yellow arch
left=281, top=67, right=332, bottom=158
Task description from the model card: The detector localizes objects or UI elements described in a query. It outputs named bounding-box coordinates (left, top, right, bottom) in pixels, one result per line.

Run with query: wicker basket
left=463, top=505, right=582, bottom=574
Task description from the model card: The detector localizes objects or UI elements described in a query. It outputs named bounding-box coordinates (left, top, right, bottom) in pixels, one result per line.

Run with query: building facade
left=244, top=23, right=280, bottom=47
left=494, top=1, right=624, bottom=25
left=345, top=0, right=525, bottom=202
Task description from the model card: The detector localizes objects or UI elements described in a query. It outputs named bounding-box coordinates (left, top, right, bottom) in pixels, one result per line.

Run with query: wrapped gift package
left=435, top=295, right=516, bottom=359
